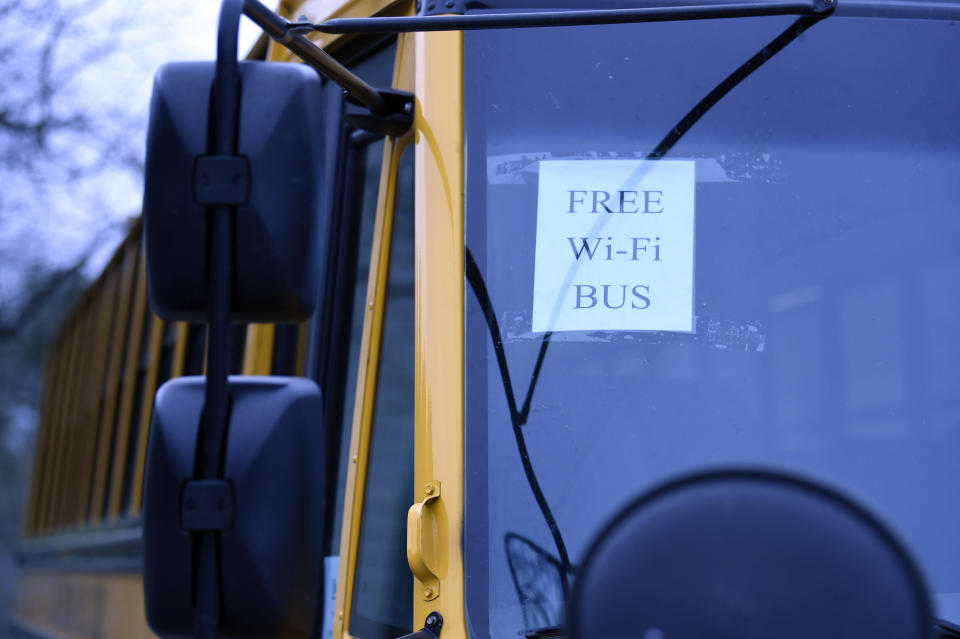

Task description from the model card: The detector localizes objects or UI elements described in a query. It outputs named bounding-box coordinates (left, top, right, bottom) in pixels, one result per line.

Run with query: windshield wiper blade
left=524, top=625, right=564, bottom=639
left=466, top=248, right=571, bottom=596
left=312, top=0, right=834, bottom=34
left=938, top=618, right=960, bottom=638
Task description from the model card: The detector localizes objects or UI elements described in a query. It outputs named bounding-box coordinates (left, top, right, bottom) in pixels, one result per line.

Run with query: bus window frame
left=312, top=102, right=379, bottom=556
left=332, top=29, right=417, bottom=639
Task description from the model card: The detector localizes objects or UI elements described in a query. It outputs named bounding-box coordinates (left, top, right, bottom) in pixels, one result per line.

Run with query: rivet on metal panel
left=421, top=0, right=465, bottom=15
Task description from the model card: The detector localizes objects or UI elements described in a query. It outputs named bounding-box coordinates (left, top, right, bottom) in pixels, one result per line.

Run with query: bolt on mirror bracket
left=420, top=0, right=468, bottom=15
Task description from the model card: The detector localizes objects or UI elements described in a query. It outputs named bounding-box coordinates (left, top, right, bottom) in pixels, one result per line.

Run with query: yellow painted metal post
left=43, top=317, right=83, bottom=531
left=412, top=28, right=465, bottom=634
left=57, top=299, right=98, bottom=528
left=108, top=251, right=149, bottom=520
left=128, top=313, right=165, bottom=516
left=77, top=270, right=121, bottom=525
left=74, top=284, right=121, bottom=526
left=89, top=243, right=138, bottom=522
left=23, top=350, right=57, bottom=536
left=170, top=322, right=189, bottom=378
left=29, top=337, right=65, bottom=534
left=241, top=324, right=275, bottom=375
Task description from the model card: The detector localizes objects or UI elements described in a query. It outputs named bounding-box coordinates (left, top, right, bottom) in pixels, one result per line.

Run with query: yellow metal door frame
left=331, top=22, right=468, bottom=639
left=331, top=26, right=416, bottom=637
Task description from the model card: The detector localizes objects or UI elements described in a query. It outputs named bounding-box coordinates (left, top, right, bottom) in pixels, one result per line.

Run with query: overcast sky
left=0, top=1, right=263, bottom=450
left=90, top=0, right=262, bottom=263
left=14, top=0, right=263, bottom=277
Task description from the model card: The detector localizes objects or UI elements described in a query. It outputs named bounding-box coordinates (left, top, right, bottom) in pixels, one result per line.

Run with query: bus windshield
left=463, top=14, right=960, bottom=638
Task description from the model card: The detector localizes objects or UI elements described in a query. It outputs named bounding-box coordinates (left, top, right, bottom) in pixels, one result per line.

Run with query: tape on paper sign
left=532, top=160, right=695, bottom=333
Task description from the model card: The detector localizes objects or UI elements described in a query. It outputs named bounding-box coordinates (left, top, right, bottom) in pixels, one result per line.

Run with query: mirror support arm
left=242, top=0, right=405, bottom=118
left=314, top=0, right=834, bottom=32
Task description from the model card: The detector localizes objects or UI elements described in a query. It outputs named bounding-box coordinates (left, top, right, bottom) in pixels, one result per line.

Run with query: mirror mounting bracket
left=242, top=0, right=405, bottom=118
left=194, top=155, right=250, bottom=206
left=396, top=612, right=444, bottom=639
left=181, top=479, right=235, bottom=532
left=345, top=88, right=414, bottom=136
left=420, top=0, right=467, bottom=15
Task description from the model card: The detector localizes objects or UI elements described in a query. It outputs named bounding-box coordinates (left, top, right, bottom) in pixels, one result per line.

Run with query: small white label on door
left=321, top=555, right=339, bottom=639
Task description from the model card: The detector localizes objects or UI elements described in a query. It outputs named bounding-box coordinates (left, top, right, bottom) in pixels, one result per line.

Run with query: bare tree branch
left=0, top=218, right=126, bottom=341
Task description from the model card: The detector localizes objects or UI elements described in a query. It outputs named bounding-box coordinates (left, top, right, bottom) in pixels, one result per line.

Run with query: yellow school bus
left=13, top=0, right=960, bottom=637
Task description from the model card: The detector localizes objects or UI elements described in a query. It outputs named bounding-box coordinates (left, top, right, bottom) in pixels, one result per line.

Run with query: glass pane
left=464, top=16, right=960, bottom=637
left=350, top=143, right=415, bottom=639
left=327, top=41, right=400, bottom=558
left=331, top=137, right=385, bottom=555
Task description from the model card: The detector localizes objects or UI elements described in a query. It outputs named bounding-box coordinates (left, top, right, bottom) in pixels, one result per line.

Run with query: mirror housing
left=568, top=469, right=933, bottom=639
left=142, top=376, right=325, bottom=638
left=142, top=61, right=327, bottom=323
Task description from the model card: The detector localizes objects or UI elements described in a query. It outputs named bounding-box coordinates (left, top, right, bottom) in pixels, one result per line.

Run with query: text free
left=567, top=189, right=664, bottom=214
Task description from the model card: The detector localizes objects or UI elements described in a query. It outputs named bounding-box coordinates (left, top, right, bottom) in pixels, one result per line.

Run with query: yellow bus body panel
left=14, top=572, right=156, bottom=639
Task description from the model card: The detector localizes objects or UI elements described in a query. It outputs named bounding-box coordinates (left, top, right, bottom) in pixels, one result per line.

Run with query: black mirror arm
left=242, top=0, right=412, bottom=121
left=188, top=3, right=245, bottom=639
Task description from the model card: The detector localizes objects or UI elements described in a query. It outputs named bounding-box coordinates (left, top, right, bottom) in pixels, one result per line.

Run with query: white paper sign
left=532, top=160, right=695, bottom=333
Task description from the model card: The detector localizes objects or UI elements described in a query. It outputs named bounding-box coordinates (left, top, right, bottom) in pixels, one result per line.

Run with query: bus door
left=307, top=32, right=416, bottom=639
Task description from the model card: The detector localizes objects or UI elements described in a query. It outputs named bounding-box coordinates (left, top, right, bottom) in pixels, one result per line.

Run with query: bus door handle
left=407, top=480, right=441, bottom=601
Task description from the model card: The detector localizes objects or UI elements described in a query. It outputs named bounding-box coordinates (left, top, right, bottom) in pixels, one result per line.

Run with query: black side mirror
left=142, top=376, right=325, bottom=638
left=568, top=469, right=933, bottom=639
left=140, top=3, right=334, bottom=637
left=142, top=59, right=326, bottom=323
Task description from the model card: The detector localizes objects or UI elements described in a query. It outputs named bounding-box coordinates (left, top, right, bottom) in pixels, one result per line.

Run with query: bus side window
left=349, top=142, right=415, bottom=639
